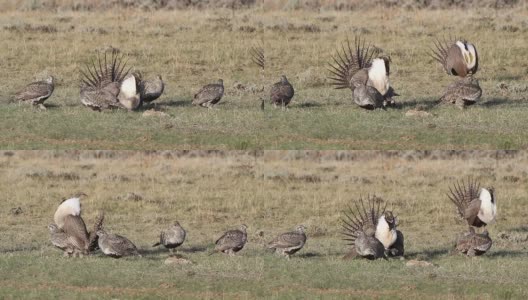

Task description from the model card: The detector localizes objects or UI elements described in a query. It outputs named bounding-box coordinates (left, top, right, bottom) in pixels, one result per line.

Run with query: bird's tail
left=152, top=242, right=161, bottom=247
left=88, top=211, right=105, bottom=252
left=341, top=195, right=386, bottom=246
left=447, top=176, right=480, bottom=219
left=328, top=36, right=375, bottom=90
left=80, top=49, right=129, bottom=89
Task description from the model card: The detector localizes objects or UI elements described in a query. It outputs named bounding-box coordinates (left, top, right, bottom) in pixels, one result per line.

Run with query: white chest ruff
left=478, top=189, right=497, bottom=225
left=375, top=217, right=397, bottom=249
left=368, top=60, right=390, bottom=96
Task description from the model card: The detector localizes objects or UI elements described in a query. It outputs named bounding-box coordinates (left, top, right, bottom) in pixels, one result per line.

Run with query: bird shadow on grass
left=480, top=98, right=514, bottom=108
left=395, top=98, right=439, bottom=110
left=180, top=245, right=209, bottom=254
left=298, top=252, right=321, bottom=258
left=159, top=99, right=192, bottom=108
left=487, top=250, right=527, bottom=258
left=404, top=248, right=451, bottom=260
left=510, top=225, right=528, bottom=232
left=296, top=101, right=323, bottom=109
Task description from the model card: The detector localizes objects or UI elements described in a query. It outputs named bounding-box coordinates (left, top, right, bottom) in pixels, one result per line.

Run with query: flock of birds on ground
left=14, top=35, right=481, bottom=111
left=48, top=177, right=496, bottom=260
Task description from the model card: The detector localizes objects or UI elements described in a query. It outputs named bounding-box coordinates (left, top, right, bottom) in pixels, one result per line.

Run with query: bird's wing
left=216, top=230, right=243, bottom=250
left=15, top=82, right=51, bottom=101
left=464, top=199, right=482, bottom=226
left=62, top=215, right=89, bottom=250
left=271, top=232, right=304, bottom=248
left=445, top=44, right=467, bottom=77
left=108, top=234, right=137, bottom=251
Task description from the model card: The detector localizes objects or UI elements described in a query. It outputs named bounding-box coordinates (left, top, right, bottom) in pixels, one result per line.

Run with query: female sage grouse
left=210, top=224, right=247, bottom=256
left=14, top=76, right=55, bottom=110
left=135, top=72, right=164, bottom=106
left=48, top=224, right=77, bottom=257
left=454, top=227, right=493, bottom=257
left=96, top=228, right=141, bottom=258
left=431, top=37, right=482, bottom=108
left=270, top=75, right=295, bottom=108
left=447, top=177, right=497, bottom=230
left=328, top=36, right=398, bottom=110
left=152, top=221, right=186, bottom=253
left=342, top=195, right=404, bottom=259
left=80, top=50, right=138, bottom=111
left=53, top=193, right=90, bottom=256
left=192, top=79, right=224, bottom=108
left=267, top=225, right=307, bottom=259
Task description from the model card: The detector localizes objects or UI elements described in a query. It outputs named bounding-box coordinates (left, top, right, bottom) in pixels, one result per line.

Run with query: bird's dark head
left=96, top=229, right=107, bottom=237
left=383, top=211, right=396, bottom=229
left=240, top=224, right=248, bottom=232
left=157, top=75, right=163, bottom=81
left=217, top=79, right=224, bottom=85
left=173, top=221, right=181, bottom=226
left=47, top=76, right=55, bottom=84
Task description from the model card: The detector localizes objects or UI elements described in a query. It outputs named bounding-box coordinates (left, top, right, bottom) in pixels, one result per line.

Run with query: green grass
left=0, top=151, right=527, bottom=298
left=0, top=8, right=527, bottom=149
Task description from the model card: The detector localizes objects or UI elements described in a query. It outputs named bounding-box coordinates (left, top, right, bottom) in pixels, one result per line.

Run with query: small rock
left=405, top=109, right=432, bottom=117
left=142, top=109, right=169, bottom=117
left=406, top=260, right=435, bottom=267
left=10, top=207, right=23, bottom=215
left=165, top=255, right=193, bottom=265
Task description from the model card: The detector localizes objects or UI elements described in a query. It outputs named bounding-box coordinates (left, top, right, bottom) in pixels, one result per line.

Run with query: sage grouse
left=192, top=79, right=224, bottom=108
left=267, top=225, right=307, bottom=259
left=342, top=195, right=404, bottom=259
left=431, top=37, right=482, bottom=108
left=270, top=75, right=295, bottom=108
left=210, top=224, right=247, bottom=256
left=80, top=50, right=140, bottom=111
left=96, top=229, right=141, bottom=258
left=454, top=227, right=493, bottom=256
left=329, top=36, right=398, bottom=110
left=14, top=76, right=55, bottom=110
left=48, top=224, right=76, bottom=257
left=447, top=177, right=497, bottom=230
left=53, top=193, right=90, bottom=256
left=152, top=221, right=186, bottom=253
left=135, top=72, right=164, bottom=106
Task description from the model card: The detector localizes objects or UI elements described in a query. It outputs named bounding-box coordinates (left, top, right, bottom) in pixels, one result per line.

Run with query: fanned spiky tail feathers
left=328, top=36, right=376, bottom=90
left=447, top=176, right=480, bottom=220
left=88, top=211, right=105, bottom=252
left=341, top=195, right=386, bottom=245
left=80, top=49, right=130, bottom=90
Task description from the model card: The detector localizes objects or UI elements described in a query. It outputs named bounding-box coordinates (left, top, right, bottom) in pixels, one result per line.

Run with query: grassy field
left=0, top=8, right=528, bottom=149
left=0, top=151, right=527, bottom=298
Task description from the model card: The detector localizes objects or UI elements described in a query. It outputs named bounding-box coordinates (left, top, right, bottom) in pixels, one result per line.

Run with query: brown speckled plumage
left=193, top=79, right=224, bottom=108
left=270, top=76, right=295, bottom=107
left=14, top=76, right=55, bottom=108
left=267, top=225, right=306, bottom=259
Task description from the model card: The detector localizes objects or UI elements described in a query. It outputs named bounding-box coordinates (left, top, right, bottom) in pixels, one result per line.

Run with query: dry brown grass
left=0, top=151, right=527, bottom=298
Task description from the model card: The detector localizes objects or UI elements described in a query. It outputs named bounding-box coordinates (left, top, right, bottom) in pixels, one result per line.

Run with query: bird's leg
left=467, top=248, right=476, bottom=257
left=38, top=103, right=47, bottom=110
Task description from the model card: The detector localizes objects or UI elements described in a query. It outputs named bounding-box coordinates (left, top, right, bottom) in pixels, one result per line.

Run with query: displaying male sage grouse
left=97, top=228, right=141, bottom=258
left=192, top=79, right=224, bottom=108
left=431, top=37, right=482, bottom=108
left=447, top=177, right=497, bottom=230
left=448, top=177, right=496, bottom=256
left=270, top=75, right=295, bottom=108
left=328, top=36, right=398, bottom=110
left=135, top=72, right=164, bottom=106
left=80, top=49, right=140, bottom=111
left=267, top=225, right=307, bottom=259
left=152, top=221, right=186, bottom=254
left=14, top=75, right=55, bottom=110
left=53, top=193, right=90, bottom=256
left=210, top=224, right=247, bottom=256
left=341, top=195, right=404, bottom=259
left=454, top=227, right=493, bottom=257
